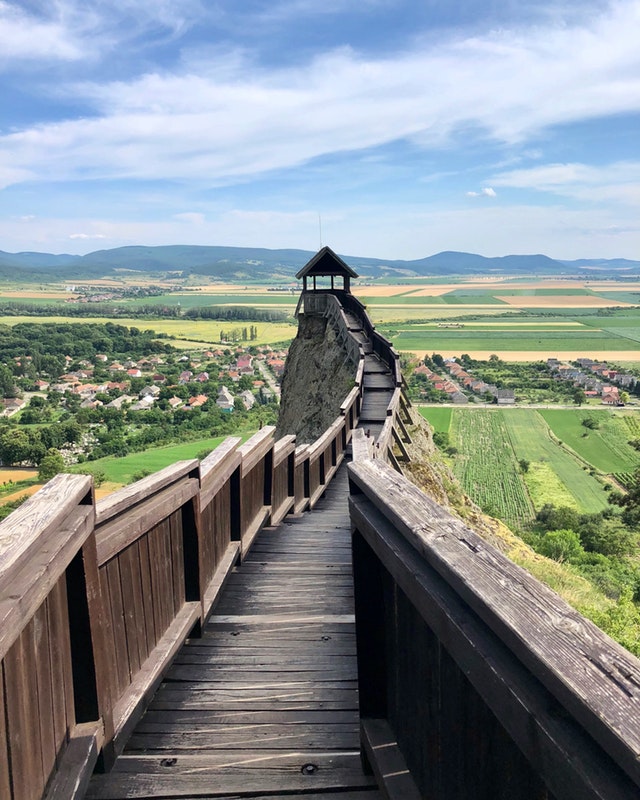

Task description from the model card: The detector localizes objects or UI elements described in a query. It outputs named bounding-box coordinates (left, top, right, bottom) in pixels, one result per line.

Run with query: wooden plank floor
left=86, top=465, right=381, bottom=799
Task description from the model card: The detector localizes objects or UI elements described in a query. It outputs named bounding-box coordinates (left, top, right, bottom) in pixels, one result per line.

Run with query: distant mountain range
left=0, top=245, right=639, bottom=281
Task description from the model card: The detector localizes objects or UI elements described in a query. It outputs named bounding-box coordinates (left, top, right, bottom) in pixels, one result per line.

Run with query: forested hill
left=1, top=245, right=639, bottom=281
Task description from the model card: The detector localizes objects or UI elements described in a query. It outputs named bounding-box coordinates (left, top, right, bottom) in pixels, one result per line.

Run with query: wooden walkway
left=86, top=464, right=381, bottom=799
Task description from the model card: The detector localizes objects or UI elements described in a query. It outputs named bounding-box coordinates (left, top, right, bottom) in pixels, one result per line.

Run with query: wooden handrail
left=349, top=458, right=640, bottom=799
left=0, top=288, right=374, bottom=799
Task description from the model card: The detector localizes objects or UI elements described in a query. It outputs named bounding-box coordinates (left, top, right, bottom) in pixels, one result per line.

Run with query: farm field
left=448, top=409, right=534, bottom=528
left=420, top=407, right=631, bottom=527
left=501, top=410, right=611, bottom=513
left=0, top=315, right=297, bottom=348
left=71, top=433, right=254, bottom=487
left=2, top=275, right=639, bottom=361
left=538, top=409, right=640, bottom=474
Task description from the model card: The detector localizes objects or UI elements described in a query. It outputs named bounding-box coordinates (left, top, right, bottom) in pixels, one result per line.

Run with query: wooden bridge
left=2, top=248, right=640, bottom=799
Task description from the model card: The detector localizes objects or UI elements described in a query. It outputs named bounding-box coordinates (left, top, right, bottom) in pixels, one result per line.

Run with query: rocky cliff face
left=276, top=314, right=356, bottom=444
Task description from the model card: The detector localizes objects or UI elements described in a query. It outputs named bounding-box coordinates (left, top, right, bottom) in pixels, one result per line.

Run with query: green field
left=418, top=407, right=452, bottom=432
left=538, top=409, right=640, bottom=473
left=385, top=328, right=640, bottom=353
left=449, top=410, right=534, bottom=528
left=432, top=408, right=624, bottom=527
left=0, top=315, right=297, bottom=348
left=501, top=410, right=611, bottom=513
left=73, top=433, right=255, bottom=485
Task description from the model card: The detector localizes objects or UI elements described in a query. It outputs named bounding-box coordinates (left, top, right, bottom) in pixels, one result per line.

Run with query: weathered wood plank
left=0, top=663, right=10, bottom=800
left=0, top=473, right=92, bottom=591
left=202, top=542, right=240, bottom=622
left=199, top=437, right=242, bottom=509
left=4, top=625, right=44, bottom=800
left=112, top=602, right=200, bottom=752
left=125, top=726, right=359, bottom=751
left=273, top=435, right=296, bottom=468
left=43, top=722, right=101, bottom=800
left=349, top=458, right=640, bottom=788
left=350, top=485, right=640, bottom=800
left=48, top=575, right=75, bottom=749
left=0, top=504, right=93, bottom=660
left=139, top=709, right=359, bottom=726
left=96, top=478, right=198, bottom=565
left=87, top=752, right=377, bottom=798
left=238, top=427, right=275, bottom=477
left=96, top=461, right=198, bottom=524
left=361, top=718, right=421, bottom=800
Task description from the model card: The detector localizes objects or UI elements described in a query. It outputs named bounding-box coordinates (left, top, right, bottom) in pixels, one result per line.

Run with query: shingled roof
left=295, top=246, right=359, bottom=280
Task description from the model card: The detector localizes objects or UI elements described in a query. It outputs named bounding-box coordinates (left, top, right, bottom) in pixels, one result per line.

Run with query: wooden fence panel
left=234, top=427, right=275, bottom=555
left=349, top=458, right=640, bottom=800
left=272, top=435, right=296, bottom=526
left=94, top=461, right=201, bottom=752
left=0, top=474, right=103, bottom=800
left=294, top=445, right=310, bottom=514
left=199, top=437, right=242, bottom=618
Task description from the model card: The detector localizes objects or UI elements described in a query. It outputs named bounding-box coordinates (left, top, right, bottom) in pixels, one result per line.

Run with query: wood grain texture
left=0, top=505, right=93, bottom=660
left=238, top=427, right=275, bottom=477
left=96, top=461, right=198, bottom=525
left=95, top=478, right=198, bottom=565
left=0, top=473, right=92, bottom=595
left=350, top=467, right=640, bottom=799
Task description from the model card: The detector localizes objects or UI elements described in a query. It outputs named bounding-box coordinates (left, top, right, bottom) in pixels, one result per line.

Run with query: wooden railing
left=0, top=399, right=358, bottom=799
left=0, top=287, right=409, bottom=800
left=348, top=457, right=640, bottom=800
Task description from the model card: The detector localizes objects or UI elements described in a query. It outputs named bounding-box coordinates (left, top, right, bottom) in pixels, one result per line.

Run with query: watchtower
left=296, top=245, right=358, bottom=293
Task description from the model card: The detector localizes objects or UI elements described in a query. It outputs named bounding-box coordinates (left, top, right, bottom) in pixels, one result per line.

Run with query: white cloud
left=467, top=187, right=497, bottom=198
left=0, top=2, right=85, bottom=62
left=173, top=212, right=206, bottom=224
left=69, top=232, right=107, bottom=239
left=0, top=2, right=638, bottom=188
left=0, top=1, right=205, bottom=67
left=493, top=160, right=640, bottom=205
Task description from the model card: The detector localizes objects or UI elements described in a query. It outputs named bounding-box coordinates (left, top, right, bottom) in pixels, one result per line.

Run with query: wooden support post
left=396, top=412, right=412, bottom=445
left=65, top=537, right=115, bottom=770
left=392, top=425, right=410, bottom=461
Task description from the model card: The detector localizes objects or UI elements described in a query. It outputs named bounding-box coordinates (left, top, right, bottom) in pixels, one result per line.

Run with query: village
left=410, top=355, right=638, bottom=405
left=1, top=344, right=286, bottom=419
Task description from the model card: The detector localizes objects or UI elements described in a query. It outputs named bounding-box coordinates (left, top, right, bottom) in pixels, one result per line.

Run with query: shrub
left=537, top=529, right=584, bottom=562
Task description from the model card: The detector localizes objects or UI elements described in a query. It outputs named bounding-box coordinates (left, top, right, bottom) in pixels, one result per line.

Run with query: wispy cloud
left=0, top=0, right=205, bottom=67
left=0, top=1, right=85, bottom=62
left=1, top=2, right=638, bottom=189
left=493, top=160, right=640, bottom=205
left=467, top=187, right=497, bottom=198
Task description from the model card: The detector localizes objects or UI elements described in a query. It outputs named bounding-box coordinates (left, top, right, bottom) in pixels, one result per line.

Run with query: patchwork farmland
left=420, top=407, right=640, bottom=529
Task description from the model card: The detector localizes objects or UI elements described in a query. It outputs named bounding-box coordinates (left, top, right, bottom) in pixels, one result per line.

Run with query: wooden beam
left=360, top=718, right=421, bottom=800
left=348, top=459, right=640, bottom=790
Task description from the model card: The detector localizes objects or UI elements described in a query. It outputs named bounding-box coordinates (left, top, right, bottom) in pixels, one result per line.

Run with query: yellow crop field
left=496, top=295, right=633, bottom=308
left=0, top=315, right=297, bottom=347
left=407, top=349, right=640, bottom=362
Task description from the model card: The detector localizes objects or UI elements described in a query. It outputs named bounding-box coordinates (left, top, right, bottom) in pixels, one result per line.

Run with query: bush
left=537, top=529, right=584, bottom=562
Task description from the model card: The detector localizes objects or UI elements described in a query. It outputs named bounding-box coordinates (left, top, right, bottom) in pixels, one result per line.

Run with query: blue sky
left=1, top=0, right=639, bottom=260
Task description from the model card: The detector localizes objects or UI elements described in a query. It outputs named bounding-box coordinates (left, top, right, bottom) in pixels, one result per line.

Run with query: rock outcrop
left=276, top=313, right=355, bottom=444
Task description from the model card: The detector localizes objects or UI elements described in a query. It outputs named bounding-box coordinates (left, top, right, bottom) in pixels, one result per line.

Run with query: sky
left=0, top=0, right=639, bottom=261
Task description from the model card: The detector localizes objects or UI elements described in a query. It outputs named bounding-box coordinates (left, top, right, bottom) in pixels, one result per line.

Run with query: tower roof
left=295, top=246, right=359, bottom=280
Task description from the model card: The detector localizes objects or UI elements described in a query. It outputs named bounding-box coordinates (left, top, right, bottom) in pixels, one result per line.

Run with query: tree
left=537, top=529, right=584, bottom=562
left=38, top=448, right=65, bottom=481
left=573, top=388, right=586, bottom=405
left=0, top=429, right=33, bottom=465
left=610, top=468, right=640, bottom=528
left=518, top=459, right=530, bottom=473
